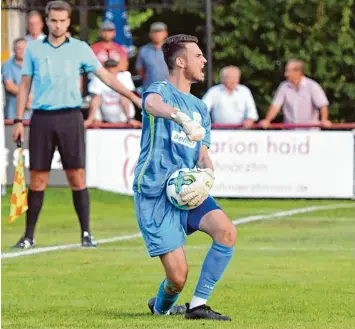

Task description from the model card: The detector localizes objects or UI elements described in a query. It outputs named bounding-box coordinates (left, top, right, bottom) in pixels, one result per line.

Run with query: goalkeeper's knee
left=165, top=275, right=187, bottom=295
left=215, top=224, right=237, bottom=247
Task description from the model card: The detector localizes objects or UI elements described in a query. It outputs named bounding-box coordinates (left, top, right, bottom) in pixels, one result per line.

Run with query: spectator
left=202, top=66, right=258, bottom=128
left=91, top=20, right=128, bottom=72
left=135, top=22, right=169, bottom=90
left=88, top=59, right=141, bottom=127
left=24, top=11, right=45, bottom=41
left=260, top=59, right=332, bottom=129
left=1, top=38, right=32, bottom=120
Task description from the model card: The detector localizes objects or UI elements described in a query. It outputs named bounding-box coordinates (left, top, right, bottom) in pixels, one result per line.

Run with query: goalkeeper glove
left=171, top=111, right=206, bottom=141
left=180, top=168, right=215, bottom=207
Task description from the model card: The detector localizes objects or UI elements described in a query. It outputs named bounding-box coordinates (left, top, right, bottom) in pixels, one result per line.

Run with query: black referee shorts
left=29, top=108, right=85, bottom=171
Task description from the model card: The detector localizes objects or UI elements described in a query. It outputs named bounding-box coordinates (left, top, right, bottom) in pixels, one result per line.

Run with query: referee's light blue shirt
left=21, top=37, right=101, bottom=110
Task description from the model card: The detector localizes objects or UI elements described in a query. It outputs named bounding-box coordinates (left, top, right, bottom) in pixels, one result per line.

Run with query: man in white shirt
left=87, top=59, right=141, bottom=127
left=24, top=11, right=46, bottom=42
left=202, top=66, right=258, bottom=128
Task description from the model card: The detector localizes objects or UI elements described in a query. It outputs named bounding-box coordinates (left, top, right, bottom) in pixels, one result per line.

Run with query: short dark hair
left=45, top=1, right=72, bottom=17
left=13, top=37, right=26, bottom=49
left=162, top=34, right=198, bottom=71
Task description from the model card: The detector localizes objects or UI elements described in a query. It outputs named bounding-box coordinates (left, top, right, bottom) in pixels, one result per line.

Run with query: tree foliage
left=69, top=0, right=354, bottom=121
left=211, top=0, right=355, bottom=121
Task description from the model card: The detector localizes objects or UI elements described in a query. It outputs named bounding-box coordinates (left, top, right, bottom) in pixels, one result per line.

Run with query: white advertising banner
left=86, top=129, right=141, bottom=195
left=86, top=129, right=355, bottom=198
left=209, top=130, right=354, bottom=198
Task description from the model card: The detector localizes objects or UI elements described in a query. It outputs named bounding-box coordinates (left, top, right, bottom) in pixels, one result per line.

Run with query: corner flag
left=8, top=140, right=28, bottom=224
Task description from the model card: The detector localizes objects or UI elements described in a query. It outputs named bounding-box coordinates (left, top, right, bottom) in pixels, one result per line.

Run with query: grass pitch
left=1, top=188, right=354, bottom=329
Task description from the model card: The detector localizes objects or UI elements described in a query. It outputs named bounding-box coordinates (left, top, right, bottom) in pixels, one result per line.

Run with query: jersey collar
left=43, top=36, right=70, bottom=48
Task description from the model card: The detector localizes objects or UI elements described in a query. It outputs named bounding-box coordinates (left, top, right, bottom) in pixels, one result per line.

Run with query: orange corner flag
left=8, top=147, right=28, bottom=224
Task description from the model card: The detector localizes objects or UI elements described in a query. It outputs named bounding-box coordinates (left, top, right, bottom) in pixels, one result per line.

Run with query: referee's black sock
left=25, top=190, right=45, bottom=240
left=72, top=188, right=90, bottom=235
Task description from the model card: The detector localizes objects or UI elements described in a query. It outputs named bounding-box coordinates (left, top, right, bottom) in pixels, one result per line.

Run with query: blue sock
left=154, top=279, right=179, bottom=314
left=194, top=241, right=234, bottom=300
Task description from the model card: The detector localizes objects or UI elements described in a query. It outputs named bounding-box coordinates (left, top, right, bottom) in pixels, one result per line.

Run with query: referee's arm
left=94, top=67, right=142, bottom=109
left=12, top=75, right=32, bottom=142
left=16, top=76, right=32, bottom=120
left=13, top=44, right=33, bottom=142
left=16, top=45, right=33, bottom=121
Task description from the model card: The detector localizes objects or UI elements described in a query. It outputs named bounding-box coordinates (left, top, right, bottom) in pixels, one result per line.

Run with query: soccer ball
left=166, top=168, right=198, bottom=210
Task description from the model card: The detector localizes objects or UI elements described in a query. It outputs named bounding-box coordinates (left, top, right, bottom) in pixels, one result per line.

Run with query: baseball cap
left=150, top=22, right=167, bottom=32
left=104, top=59, right=119, bottom=68
left=100, top=20, right=116, bottom=31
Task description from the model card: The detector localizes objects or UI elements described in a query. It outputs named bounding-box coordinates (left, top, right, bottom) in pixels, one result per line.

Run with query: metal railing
left=5, top=120, right=355, bottom=130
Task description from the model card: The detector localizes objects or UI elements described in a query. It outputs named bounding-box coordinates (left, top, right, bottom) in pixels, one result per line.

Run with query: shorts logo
left=172, top=130, right=197, bottom=149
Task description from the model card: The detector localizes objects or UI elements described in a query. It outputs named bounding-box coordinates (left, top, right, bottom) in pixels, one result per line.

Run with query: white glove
left=171, top=111, right=206, bottom=141
left=180, top=168, right=215, bottom=207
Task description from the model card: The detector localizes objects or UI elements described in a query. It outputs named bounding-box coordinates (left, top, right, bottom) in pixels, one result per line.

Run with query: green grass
left=1, top=188, right=355, bottom=329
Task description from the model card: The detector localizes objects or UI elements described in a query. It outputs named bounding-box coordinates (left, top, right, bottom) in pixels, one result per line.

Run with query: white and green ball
left=166, top=168, right=199, bottom=210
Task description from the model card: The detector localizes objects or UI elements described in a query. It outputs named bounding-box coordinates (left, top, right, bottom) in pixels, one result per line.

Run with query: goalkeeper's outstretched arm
left=145, top=94, right=205, bottom=142
left=144, top=94, right=178, bottom=119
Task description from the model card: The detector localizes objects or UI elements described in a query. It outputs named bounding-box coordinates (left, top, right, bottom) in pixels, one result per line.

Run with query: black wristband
left=14, top=119, right=23, bottom=124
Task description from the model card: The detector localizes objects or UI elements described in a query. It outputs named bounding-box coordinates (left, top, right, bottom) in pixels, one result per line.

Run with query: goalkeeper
left=133, top=34, right=236, bottom=321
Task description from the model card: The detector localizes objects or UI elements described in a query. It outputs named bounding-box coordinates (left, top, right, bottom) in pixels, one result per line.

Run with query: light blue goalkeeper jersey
left=133, top=80, right=211, bottom=197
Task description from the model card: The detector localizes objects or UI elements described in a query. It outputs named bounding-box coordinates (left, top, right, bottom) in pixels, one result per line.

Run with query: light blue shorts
left=134, top=191, right=221, bottom=257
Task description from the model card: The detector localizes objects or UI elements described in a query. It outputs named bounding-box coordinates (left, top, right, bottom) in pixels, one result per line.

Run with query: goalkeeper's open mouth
left=200, top=65, right=206, bottom=79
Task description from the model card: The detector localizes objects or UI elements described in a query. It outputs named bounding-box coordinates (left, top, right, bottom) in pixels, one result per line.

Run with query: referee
left=12, top=1, right=141, bottom=249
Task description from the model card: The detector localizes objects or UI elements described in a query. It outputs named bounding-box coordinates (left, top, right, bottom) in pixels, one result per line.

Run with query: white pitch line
left=231, top=203, right=355, bottom=225
left=86, top=246, right=355, bottom=252
left=2, top=203, right=354, bottom=260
